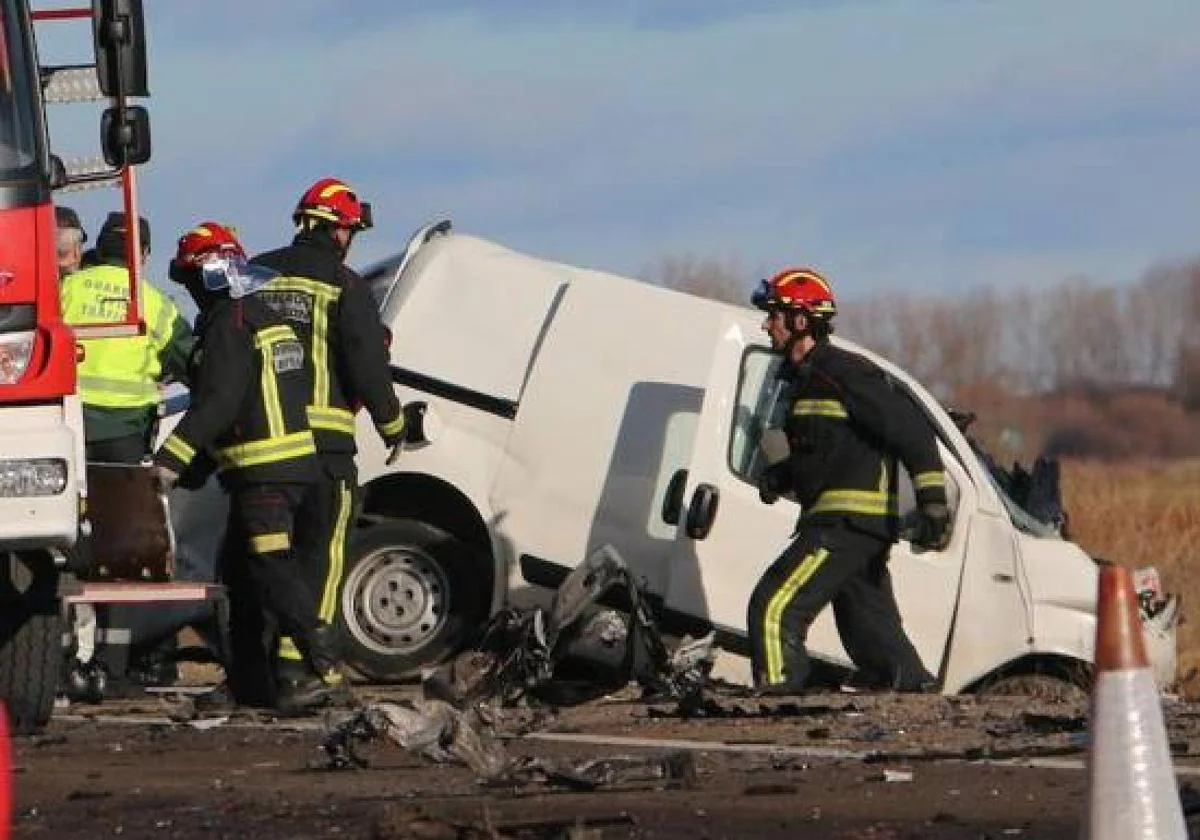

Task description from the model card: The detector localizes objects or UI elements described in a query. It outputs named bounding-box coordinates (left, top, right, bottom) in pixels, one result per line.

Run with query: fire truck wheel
left=0, top=602, right=63, bottom=735
left=337, top=519, right=488, bottom=682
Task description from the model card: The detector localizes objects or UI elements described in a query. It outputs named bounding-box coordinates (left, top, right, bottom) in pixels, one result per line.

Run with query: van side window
left=727, top=348, right=786, bottom=484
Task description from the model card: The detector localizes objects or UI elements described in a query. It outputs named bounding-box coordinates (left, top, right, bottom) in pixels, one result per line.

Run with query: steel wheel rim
left=341, top=544, right=449, bottom=656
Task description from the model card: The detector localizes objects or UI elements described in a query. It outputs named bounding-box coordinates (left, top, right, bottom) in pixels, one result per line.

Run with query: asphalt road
left=11, top=686, right=1200, bottom=839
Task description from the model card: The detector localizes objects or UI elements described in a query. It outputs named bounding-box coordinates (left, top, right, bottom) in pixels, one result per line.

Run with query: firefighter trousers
left=276, top=456, right=358, bottom=670
left=747, top=523, right=933, bottom=692
left=222, top=482, right=322, bottom=706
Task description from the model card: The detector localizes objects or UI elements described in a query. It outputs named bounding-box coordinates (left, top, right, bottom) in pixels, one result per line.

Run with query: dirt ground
left=11, top=685, right=1200, bottom=840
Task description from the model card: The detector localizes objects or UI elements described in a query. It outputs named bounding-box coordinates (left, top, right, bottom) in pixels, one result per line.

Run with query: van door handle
left=661, top=468, right=688, bottom=526
left=685, top=483, right=719, bottom=540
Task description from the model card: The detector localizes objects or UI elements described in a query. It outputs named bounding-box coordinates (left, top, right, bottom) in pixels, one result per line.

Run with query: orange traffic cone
left=1081, top=564, right=1185, bottom=839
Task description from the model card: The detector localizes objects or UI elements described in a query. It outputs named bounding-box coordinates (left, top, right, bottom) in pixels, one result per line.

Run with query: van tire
left=0, top=603, right=63, bottom=735
left=337, top=519, right=486, bottom=681
left=974, top=658, right=1091, bottom=704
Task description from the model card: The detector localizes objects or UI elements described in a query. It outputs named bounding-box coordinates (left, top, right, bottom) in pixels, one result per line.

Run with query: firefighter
left=60, top=212, right=194, bottom=463
left=154, top=221, right=348, bottom=715
left=747, top=268, right=949, bottom=694
left=54, top=205, right=86, bottom=279
left=250, top=178, right=406, bottom=693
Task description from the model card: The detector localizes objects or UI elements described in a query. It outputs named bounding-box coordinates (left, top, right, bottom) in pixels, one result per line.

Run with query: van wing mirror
left=92, top=0, right=149, bottom=98
left=101, top=105, right=151, bottom=166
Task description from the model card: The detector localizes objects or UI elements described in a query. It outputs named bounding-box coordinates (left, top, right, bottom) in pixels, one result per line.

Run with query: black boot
left=306, top=623, right=342, bottom=673
left=275, top=625, right=353, bottom=716
left=65, top=658, right=108, bottom=704
left=306, top=623, right=354, bottom=703
left=274, top=672, right=334, bottom=717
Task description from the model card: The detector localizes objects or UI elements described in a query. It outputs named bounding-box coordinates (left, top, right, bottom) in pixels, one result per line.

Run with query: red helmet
left=752, top=267, right=837, bottom=318
left=175, top=221, right=245, bottom=266
left=293, top=177, right=373, bottom=231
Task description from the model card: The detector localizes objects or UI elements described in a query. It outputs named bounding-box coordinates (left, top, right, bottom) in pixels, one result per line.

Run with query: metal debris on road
left=320, top=699, right=509, bottom=778
left=321, top=699, right=698, bottom=792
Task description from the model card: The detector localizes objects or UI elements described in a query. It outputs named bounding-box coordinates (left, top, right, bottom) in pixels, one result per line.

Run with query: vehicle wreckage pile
left=308, top=541, right=1166, bottom=792
left=320, top=545, right=716, bottom=784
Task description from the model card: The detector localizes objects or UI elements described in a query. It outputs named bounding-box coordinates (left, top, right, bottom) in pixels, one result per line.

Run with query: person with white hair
left=54, top=205, right=86, bottom=279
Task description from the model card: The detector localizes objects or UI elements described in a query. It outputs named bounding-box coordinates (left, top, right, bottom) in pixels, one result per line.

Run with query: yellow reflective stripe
left=809, top=489, right=898, bottom=517
left=265, top=276, right=340, bottom=300
left=764, top=548, right=829, bottom=685
left=311, top=292, right=329, bottom=409
left=308, top=405, right=356, bottom=434
left=793, top=399, right=848, bottom=419
left=255, top=332, right=286, bottom=440
left=378, top=412, right=405, bottom=438
left=162, top=433, right=195, bottom=464
left=319, top=480, right=353, bottom=622
left=277, top=636, right=303, bottom=662
left=914, top=471, right=945, bottom=490
left=252, top=325, right=295, bottom=347
left=215, top=431, right=315, bottom=469
left=250, top=532, right=290, bottom=554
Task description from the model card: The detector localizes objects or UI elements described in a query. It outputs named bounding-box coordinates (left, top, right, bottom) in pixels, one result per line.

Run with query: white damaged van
left=167, top=221, right=1179, bottom=695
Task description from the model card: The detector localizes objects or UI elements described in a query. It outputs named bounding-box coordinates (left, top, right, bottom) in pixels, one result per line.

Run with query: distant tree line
left=653, top=255, right=1200, bottom=409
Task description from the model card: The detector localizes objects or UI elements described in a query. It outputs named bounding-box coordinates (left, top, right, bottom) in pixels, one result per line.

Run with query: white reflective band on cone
left=1081, top=669, right=1186, bottom=840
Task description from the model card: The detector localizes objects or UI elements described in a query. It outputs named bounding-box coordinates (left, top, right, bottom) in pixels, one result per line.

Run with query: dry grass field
left=1061, top=458, right=1200, bottom=694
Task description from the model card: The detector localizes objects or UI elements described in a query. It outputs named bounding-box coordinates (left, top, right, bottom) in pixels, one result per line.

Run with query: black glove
left=757, top=463, right=789, bottom=505
left=909, top=502, right=952, bottom=550
left=177, top=451, right=217, bottom=491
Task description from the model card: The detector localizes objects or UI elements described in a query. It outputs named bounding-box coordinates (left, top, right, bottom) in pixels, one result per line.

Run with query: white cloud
left=40, top=0, right=1200, bottom=296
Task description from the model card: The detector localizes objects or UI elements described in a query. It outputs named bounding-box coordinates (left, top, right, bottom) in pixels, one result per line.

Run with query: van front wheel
left=337, top=519, right=486, bottom=682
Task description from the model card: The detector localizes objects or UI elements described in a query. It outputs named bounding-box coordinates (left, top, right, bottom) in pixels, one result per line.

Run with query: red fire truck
left=0, top=0, right=151, bottom=733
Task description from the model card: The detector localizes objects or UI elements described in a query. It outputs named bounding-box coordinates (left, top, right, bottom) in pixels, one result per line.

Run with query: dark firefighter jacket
left=250, top=232, right=405, bottom=456
left=765, top=341, right=948, bottom=540
left=154, top=294, right=317, bottom=489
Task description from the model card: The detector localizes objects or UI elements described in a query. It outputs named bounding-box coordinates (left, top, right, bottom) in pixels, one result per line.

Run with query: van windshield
left=0, top=0, right=41, bottom=185
left=964, top=440, right=1064, bottom=539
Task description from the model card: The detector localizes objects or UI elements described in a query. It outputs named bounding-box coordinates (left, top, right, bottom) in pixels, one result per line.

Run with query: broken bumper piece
left=1135, top=566, right=1180, bottom=690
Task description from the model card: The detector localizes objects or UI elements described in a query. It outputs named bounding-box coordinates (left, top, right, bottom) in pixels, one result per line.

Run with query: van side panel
left=488, top=266, right=728, bottom=597
left=938, top=512, right=1041, bottom=692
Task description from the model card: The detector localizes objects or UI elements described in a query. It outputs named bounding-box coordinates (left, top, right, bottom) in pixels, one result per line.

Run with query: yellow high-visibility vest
left=61, top=264, right=182, bottom=409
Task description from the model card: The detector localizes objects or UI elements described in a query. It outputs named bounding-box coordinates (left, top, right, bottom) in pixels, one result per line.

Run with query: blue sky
left=39, top=0, right=1200, bottom=301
